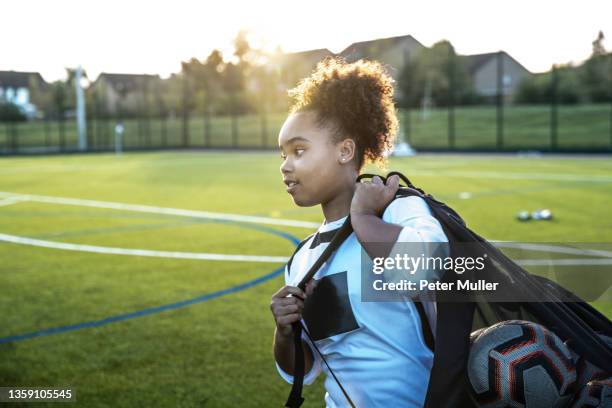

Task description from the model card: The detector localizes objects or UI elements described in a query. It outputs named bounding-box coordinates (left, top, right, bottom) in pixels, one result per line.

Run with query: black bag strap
left=414, top=301, right=435, bottom=351
left=285, top=215, right=355, bottom=408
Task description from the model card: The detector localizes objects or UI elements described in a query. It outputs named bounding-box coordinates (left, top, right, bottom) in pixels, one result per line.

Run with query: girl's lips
left=286, top=182, right=299, bottom=194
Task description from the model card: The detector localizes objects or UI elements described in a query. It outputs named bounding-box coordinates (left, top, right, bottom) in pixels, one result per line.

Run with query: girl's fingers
left=387, top=175, right=399, bottom=188
left=272, top=285, right=306, bottom=300
left=270, top=296, right=304, bottom=313
left=278, top=313, right=301, bottom=326
left=275, top=304, right=302, bottom=316
left=277, top=296, right=304, bottom=308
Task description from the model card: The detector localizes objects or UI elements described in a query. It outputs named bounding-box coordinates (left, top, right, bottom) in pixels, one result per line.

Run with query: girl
left=270, top=57, right=447, bottom=407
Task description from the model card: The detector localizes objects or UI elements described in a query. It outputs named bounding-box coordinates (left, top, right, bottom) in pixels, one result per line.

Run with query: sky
left=2, top=0, right=610, bottom=83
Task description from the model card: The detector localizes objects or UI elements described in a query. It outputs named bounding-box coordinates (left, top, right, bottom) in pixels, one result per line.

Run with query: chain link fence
left=1, top=54, right=611, bottom=154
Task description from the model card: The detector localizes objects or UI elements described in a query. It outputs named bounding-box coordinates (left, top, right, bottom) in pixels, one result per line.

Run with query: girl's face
left=278, top=111, right=354, bottom=207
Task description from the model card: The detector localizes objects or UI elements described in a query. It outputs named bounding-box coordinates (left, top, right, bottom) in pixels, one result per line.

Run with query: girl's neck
left=321, top=183, right=356, bottom=224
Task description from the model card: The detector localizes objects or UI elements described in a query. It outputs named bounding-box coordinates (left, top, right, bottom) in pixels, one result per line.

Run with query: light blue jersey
left=276, top=196, right=449, bottom=407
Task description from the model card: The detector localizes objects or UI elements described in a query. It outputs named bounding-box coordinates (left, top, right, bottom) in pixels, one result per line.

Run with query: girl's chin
left=292, top=195, right=318, bottom=208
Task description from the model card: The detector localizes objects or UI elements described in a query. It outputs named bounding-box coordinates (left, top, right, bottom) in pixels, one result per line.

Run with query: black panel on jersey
left=309, top=228, right=340, bottom=250
left=302, top=271, right=360, bottom=341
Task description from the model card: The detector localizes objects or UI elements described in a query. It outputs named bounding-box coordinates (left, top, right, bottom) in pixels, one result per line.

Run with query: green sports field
left=1, top=151, right=611, bottom=407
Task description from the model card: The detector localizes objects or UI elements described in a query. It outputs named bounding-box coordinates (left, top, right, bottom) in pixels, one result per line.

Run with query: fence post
left=107, top=118, right=113, bottom=149
left=143, top=80, right=151, bottom=148
left=116, top=96, right=125, bottom=151
left=496, top=51, right=504, bottom=150
left=91, top=91, right=97, bottom=150
left=161, top=114, right=167, bottom=147
left=11, top=122, right=18, bottom=153
left=202, top=92, right=209, bottom=147
left=550, top=65, right=559, bottom=151
left=404, top=109, right=411, bottom=144
left=87, top=92, right=98, bottom=151
left=261, top=110, right=268, bottom=148
left=448, top=46, right=455, bottom=150
left=44, top=118, right=51, bottom=148
left=59, top=114, right=65, bottom=151
left=3, top=122, right=8, bottom=151
left=204, top=105, right=211, bottom=148
left=231, top=93, right=238, bottom=148
left=86, top=110, right=93, bottom=150
left=157, top=90, right=167, bottom=148
left=181, top=74, right=190, bottom=147
left=203, top=92, right=211, bottom=147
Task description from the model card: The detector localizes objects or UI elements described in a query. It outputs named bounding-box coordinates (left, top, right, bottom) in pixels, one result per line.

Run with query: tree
left=397, top=40, right=477, bottom=108
left=581, top=31, right=611, bottom=103
left=191, top=50, right=224, bottom=115
left=397, top=57, right=419, bottom=108
left=0, top=103, right=26, bottom=122
left=515, top=65, right=582, bottom=105
left=51, top=80, right=69, bottom=146
left=28, top=77, right=53, bottom=119
left=592, top=31, right=606, bottom=57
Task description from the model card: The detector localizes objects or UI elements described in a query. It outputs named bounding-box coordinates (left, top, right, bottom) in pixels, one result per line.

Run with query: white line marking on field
left=516, top=258, right=612, bottom=266
left=0, top=233, right=289, bottom=263
left=1, top=192, right=611, bottom=265
left=408, top=170, right=612, bottom=183
left=2, top=232, right=610, bottom=266
left=494, top=242, right=612, bottom=258
left=1, top=232, right=610, bottom=266
left=0, top=195, right=28, bottom=207
left=0, top=191, right=320, bottom=229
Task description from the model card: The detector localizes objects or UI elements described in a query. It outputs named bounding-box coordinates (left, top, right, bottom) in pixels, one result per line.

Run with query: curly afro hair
left=288, top=56, right=398, bottom=169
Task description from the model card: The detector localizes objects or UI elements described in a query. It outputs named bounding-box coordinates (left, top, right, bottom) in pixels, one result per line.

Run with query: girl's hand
left=270, top=281, right=318, bottom=338
left=350, top=175, right=400, bottom=217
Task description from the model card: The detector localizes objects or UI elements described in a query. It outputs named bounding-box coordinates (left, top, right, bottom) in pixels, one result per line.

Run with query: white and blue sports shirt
left=276, top=195, right=449, bottom=407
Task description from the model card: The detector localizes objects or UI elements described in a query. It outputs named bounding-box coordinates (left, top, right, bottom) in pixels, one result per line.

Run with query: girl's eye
left=295, top=149, right=305, bottom=156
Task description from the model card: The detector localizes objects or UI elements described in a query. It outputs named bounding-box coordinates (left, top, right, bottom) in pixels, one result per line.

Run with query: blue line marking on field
left=0, top=219, right=305, bottom=344
left=0, top=266, right=285, bottom=344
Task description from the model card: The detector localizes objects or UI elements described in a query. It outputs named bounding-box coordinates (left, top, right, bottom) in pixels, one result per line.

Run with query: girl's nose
left=280, top=158, right=292, bottom=174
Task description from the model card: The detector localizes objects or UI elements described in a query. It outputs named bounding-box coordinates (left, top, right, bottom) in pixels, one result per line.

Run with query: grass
left=402, top=104, right=612, bottom=149
left=2, top=104, right=611, bottom=153
left=0, top=151, right=611, bottom=407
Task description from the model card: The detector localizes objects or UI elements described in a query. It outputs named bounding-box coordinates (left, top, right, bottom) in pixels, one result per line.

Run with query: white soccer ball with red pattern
left=468, top=320, right=577, bottom=408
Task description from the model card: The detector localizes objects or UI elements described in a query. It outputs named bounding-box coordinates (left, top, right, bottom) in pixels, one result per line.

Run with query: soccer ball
left=470, top=327, right=487, bottom=345
left=468, top=320, right=577, bottom=408
left=570, top=378, right=612, bottom=408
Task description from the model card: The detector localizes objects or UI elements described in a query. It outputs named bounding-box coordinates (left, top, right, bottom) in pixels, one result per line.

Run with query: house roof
left=465, top=51, right=532, bottom=74
left=279, top=48, right=335, bottom=65
left=465, top=52, right=498, bottom=74
left=339, top=34, right=425, bottom=59
left=0, top=71, right=47, bottom=88
left=284, top=48, right=334, bottom=58
left=94, top=73, right=160, bottom=93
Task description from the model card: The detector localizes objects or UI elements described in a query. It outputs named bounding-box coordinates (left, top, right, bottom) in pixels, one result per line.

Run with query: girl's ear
left=338, top=138, right=356, bottom=164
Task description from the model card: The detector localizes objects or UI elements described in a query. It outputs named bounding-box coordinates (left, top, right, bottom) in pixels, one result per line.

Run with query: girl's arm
left=271, top=284, right=319, bottom=379
left=274, top=328, right=314, bottom=376
left=350, top=212, right=402, bottom=259
left=350, top=175, right=403, bottom=259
